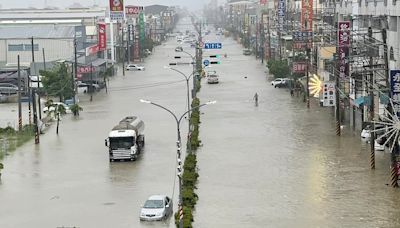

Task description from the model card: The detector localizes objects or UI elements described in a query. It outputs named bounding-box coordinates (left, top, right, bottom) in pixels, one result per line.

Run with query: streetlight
left=139, top=99, right=216, bottom=228
left=164, top=66, right=194, bottom=149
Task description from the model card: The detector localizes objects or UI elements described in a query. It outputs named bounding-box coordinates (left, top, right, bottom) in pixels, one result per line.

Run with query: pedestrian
left=253, top=92, right=259, bottom=106
left=290, top=88, right=294, bottom=97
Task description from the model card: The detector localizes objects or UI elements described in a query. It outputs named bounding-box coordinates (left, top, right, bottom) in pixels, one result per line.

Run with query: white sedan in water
left=126, top=64, right=145, bottom=71
left=140, top=195, right=173, bottom=221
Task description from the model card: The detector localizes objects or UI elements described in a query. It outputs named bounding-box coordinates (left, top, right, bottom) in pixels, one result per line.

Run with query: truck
left=105, top=116, right=145, bottom=161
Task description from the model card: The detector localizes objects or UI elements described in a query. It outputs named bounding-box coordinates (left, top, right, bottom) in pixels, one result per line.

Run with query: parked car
left=361, top=124, right=386, bottom=150
left=0, top=83, right=18, bottom=95
left=126, top=64, right=145, bottom=71
left=271, top=78, right=286, bottom=88
left=144, top=49, right=152, bottom=56
left=243, top=49, right=252, bottom=55
left=140, top=195, right=173, bottom=221
left=43, top=102, right=72, bottom=114
left=175, top=46, right=183, bottom=52
left=77, top=82, right=89, bottom=94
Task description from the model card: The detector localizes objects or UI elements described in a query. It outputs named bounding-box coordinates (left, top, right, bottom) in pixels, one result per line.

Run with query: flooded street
left=1, top=18, right=400, bottom=228
left=195, top=33, right=400, bottom=227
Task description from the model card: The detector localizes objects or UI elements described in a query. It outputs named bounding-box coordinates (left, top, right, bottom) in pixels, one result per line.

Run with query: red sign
left=301, top=0, right=313, bottom=31
left=98, top=23, right=106, bottom=51
left=293, top=42, right=312, bottom=50
left=109, top=0, right=124, bottom=12
left=293, top=62, right=307, bottom=73
left=86, top=45, right=99, bottom=56
left=78, top=66, right=96, bottom=74
left=125, top=5, right=143, bottom=15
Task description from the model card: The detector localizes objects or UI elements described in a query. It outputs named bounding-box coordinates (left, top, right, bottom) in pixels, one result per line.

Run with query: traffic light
left=174, top=56, right=181, bottom=59
left=209, top=55, right=221, bottom=58
left=210, top=61, right=220, bottom=65
left=169, top=63, right=177, bottom=65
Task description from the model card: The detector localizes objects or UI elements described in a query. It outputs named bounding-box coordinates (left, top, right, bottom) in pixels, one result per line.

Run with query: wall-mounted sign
left=323, top=82, right=336, bottom=107
left=109, top=0, right=125, bottom=21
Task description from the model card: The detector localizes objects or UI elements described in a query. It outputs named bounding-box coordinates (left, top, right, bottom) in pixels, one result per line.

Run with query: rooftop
left=0, top=25, right=76, bottom=39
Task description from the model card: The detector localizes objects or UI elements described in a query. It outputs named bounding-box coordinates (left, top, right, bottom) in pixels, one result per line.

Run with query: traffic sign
left=204, top=43, right=222, bottom=49
left=203, top=60, right=210, bottom=66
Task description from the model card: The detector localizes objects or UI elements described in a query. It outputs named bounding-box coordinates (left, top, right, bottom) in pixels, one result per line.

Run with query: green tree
left=70, top=104, right=83, bottom=116
left=40, top=63, right=74, bottom=102
left=46, top=101, right=67, bottom=135
left=267, top=59, right=290, bottom=79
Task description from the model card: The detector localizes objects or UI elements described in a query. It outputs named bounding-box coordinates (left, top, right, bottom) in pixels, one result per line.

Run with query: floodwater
left=1, top=17, right=400, bottom=228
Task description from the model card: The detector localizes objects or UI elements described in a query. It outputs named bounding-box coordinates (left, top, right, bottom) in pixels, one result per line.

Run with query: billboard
left=277, top=0, right=285, bottom=31
left=293, top=62, right=307, bottom=73
left=109, top=0, right=125, bottom=21
left=98, top=23, right=106, bottom=51
left=125, top=5, right=143, bottom=19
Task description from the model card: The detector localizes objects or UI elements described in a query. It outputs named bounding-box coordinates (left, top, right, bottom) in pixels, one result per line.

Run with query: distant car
left=77, top=82, right=89, bottom=94
left=126, top=64, right=145, bottom=71
left=140, top=195, right=173, bottom=221
left=144, top=49, right=152, bottom=56
left=207, top=74, right=219, bottom=84
left=361, top=124, right=386, bottom=150
left=175, top=46, right=183, bottom=52
left=0, top=83, right=18, bottom=95
left=243, top=49, right=252, bottom=55
left=271, top=78, right=286, bottom=87
left=43, top=102, right=71, bottom=114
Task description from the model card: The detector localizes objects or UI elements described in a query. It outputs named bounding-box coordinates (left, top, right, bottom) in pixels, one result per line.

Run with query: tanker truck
left=105, top=116, right=145, bottom=161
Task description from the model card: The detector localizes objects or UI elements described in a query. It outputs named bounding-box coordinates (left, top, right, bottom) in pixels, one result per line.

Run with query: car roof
left=148, top=195, right=167, bottom=200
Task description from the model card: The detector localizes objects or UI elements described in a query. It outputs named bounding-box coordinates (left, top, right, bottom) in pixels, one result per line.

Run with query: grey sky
left=1, top=0, right=213, bottom=10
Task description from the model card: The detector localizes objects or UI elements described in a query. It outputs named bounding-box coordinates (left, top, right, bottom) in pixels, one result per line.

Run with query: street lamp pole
left=165, top=66, right=194, bottom=152
left=140, top=99, right=216, bottom=228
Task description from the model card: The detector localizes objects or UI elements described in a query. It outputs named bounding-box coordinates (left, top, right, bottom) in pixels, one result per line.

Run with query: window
left=8, top=44, right=39, bottom=51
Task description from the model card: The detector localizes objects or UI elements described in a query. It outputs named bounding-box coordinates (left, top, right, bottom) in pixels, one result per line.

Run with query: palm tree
left=54, top=104, right=66, bottom=134
left=70, top=104, right=83, bottom=116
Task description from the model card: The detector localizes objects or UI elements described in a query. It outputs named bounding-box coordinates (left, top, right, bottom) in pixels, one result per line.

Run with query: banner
left=109, top=0, right=124, bottom=21
left=337, top=21, right=350, bottom=78
left=301, top=0, right=313, bottom=31
left=390, top=70, right=400, bottom=116
left=78, top=66, right=96, bottom=74
left=98, top=23, right=106, bottom=51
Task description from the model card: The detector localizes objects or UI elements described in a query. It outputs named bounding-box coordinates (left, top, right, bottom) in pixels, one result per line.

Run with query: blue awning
left=354, top=96, right=371, bottom=107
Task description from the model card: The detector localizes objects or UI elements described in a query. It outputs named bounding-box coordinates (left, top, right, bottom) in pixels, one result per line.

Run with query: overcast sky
left=1, top=0, right=214, bottom=10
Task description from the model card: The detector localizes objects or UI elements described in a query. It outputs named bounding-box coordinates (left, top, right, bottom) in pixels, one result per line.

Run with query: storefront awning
left=91, top=58, right=106, bottom=67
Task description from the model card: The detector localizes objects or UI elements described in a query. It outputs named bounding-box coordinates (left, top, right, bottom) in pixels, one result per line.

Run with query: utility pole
left=28, top=73, right=32, bottom=125
left=32, top=91, right=39, bottom=144
left=73, top=38, right=78, bottom=105
left=306, top=48, right=310, bottom=108
left=90, top=62, right=93, bottom=102
left=127, top=23, right=131, bottom=64
left=255, top=15, right=258, bottom=59
left=382, top=28, right=398, bottom=187
left=31, top=37, right=41, bottom=120
left=42, top=48, right=46, bottom=71
left=335, top=53, right=341, bottom=136
left=267, top=11, right=271, bottom=60
left=368, top=27, right=375, bottom=169
left=121, top=23, right=125, bottom=76
left=17, top=55, right=22, bottom=131
left=261, top=12, right=265, bottom=64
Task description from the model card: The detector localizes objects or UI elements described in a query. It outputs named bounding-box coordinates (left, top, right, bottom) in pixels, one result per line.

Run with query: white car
left=207, top=74, right=219, bottom=84
left=271, top=78, right=286, bottom=87
left=140, top=195, right=173, bottom=221
left=126, top=64, right=145, bottom=71
left=43, top=102, right=71, bottom=114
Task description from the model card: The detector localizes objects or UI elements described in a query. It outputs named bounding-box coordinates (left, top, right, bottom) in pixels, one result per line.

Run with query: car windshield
left=143, top=199, right=164, bottom=209
left=209, top=75, right=217, bottom=78
left=109, top=137, right=134, bottom=150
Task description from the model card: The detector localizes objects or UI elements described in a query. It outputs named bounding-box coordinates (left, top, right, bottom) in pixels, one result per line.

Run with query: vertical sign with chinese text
left=277, top=0, right=285, bottom=31
left=109, top=0, right=125, bottom=21
left=98, top=23, right=106, bottom=51
left=139, top=12, right=145, bottom=56
left=390, top=70, right=400, bottom=117
left=338, top=21, right=350, bottom=78
left=301, top=0, right=313, bottom=31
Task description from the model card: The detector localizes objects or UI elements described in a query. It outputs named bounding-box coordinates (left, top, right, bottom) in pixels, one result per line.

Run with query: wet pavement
left=195, top=32, right=400, bottom=227
left=1, top=18, right=400, bottom=228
